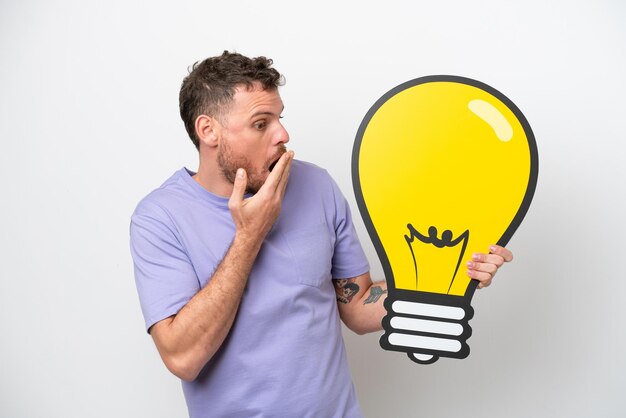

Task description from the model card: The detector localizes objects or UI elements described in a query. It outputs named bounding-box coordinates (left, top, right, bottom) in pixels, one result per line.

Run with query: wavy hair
left=179, top=51, right=285, bottom=150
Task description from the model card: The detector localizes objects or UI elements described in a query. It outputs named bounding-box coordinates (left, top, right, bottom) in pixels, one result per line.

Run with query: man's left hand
left=466, top=245, right=514, bottom=289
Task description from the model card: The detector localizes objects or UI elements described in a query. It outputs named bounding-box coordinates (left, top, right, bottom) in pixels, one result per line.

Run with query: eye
left=254, top=120, right=267, bottom=130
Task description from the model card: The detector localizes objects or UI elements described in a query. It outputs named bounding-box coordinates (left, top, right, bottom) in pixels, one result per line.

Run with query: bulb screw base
left=380, top=289, right=474, bottom=364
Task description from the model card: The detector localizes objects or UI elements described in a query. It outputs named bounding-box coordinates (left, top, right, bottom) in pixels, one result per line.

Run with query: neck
left=192, top=158, right=233, bottom=198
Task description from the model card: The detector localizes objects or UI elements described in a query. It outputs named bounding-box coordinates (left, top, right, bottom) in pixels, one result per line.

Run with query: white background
left=1, top=1, right=625, bottom=417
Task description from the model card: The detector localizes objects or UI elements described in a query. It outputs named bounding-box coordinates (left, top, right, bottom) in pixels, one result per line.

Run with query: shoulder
left=283, top=159, right=350, bottom=215
left=291, top=159, right=330, bottom=177
left=289, top=159, right=337, bottom=189
left=132, top=169, right=191, bottom=221
left=287, top=159, right=341, bottom=196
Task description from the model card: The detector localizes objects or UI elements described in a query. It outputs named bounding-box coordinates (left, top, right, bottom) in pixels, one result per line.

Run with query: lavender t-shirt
left=130, top=160, right=369, bottom=418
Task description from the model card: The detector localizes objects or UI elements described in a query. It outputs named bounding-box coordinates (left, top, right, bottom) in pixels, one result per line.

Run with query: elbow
left=150, top=319, right=213, bottom=381
left=341, top=315, right=369, bottom=336
left=347, top=323, right=369, bottom=336
left=162, top=353, right=203, bottom=382
left=341, top=312, right=382, bottom=335
left=173, top=366, right=199, bottom=383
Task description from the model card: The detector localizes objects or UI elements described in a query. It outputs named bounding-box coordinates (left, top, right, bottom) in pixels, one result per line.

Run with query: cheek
left=228, top=132, right=273, bottom=173
left=254, top=146, right=274, bottom=168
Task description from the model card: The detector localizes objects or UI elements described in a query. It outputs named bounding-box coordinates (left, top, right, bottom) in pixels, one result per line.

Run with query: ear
left=195, top=114, right=220, bottom=148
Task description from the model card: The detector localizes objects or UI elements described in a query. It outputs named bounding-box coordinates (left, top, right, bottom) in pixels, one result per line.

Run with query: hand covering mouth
left=268, top=148, right=287, bottom=172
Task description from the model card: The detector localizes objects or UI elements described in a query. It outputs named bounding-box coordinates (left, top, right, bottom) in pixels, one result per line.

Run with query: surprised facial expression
left=216, top=84, right=290, bottom=193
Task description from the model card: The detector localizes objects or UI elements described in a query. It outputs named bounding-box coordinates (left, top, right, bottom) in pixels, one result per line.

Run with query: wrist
left=232, top=229, right=265, bottom=255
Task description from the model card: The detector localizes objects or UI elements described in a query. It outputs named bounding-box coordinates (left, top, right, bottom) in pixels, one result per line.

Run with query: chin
left=245, top=173, right=268, bottom=194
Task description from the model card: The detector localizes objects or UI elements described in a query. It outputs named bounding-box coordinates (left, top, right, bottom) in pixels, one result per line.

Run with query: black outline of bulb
left=351, top=75, right=538, bottom=364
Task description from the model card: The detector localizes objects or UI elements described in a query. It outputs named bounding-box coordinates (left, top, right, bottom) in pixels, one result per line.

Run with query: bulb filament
left=404, top=225, right=470, bottom=293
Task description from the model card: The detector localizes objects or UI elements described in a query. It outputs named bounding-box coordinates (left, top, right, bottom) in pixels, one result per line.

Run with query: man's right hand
left=150, top=151, right=294, bottom=382
left=228, top=150, right=294, bottom=240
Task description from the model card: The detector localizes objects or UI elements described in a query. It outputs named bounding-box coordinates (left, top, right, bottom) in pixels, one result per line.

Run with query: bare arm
left=334, top=272, right=387, bottom=335
left=335, top=245, right=514, bottom=335
left=150, top=151, right=293, bottom=381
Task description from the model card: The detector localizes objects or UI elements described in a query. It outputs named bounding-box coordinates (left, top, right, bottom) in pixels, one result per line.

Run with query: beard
left=217, top=139, right=287, bottom=194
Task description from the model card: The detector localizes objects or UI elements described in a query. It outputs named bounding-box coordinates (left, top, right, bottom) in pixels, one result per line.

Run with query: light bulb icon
left=352, top=76, right=538, bottom=364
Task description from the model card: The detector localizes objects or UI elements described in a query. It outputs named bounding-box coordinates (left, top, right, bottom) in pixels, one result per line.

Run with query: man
left=130, top=51, right=512, bottom=417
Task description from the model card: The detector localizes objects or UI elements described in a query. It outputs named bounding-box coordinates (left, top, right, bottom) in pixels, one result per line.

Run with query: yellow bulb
left=353, top=76, right=537, bottom=363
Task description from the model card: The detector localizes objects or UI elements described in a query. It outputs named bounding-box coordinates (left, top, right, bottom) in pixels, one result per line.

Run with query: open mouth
left=268, top=151, right=285, bottom=172
left=267, top=146, right=288, bottom=172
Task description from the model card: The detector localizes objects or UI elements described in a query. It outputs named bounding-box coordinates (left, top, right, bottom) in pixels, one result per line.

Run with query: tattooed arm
left=333, top=246, right=514, bottom=335
left=333, top=272, right=387, bottom=335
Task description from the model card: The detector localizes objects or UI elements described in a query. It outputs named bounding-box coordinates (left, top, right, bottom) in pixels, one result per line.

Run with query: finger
left=477, top=278, right=493, bottom=289
left=471, top=253, right=505, bottom=267
left=467, top=269, right=493, bottom=287
left=276, top=151, right=294, bottom=198
left=228, top=168, right=247, bottom=212
left=466, top=261, right=498, bottom=275
left=261, top=151, right=292, bottom=194
left=489, top=245, right=514, bottom=262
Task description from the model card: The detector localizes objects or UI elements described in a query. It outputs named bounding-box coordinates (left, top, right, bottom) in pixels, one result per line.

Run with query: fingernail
left=237, top=168, right=244, bottom=178
left=466, top=261, right=474, bottom=268
left=489, top=245, right=497, bottom=252
left=466, top=270, right=473, bottom=277
left=472, top=254, right=480, bottom=261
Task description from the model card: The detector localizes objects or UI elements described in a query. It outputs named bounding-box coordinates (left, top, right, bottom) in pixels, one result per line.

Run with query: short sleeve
left=130, top=200, right=200, bottom=332
left=328, top=176, right=370, bottom=279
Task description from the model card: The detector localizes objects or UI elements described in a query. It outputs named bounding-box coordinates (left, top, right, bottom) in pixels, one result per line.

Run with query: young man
left=130, top=51, right=512, bottom=417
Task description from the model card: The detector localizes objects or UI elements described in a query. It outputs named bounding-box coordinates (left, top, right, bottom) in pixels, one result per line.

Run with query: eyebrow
left=250, top=106, right=285, bottom=119
left=250, top=111, right=275, bottom=118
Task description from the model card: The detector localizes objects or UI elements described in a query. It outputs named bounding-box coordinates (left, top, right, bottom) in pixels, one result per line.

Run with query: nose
left=274, top=121, right=290, bottom=145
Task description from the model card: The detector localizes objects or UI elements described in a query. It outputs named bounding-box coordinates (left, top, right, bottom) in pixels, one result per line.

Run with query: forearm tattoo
left=334, top=278, right=360, bottom=304
left=363, top=286, right=387, bottom=305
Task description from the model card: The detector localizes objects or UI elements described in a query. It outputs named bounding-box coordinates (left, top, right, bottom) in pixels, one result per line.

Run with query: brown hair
left=179, top=51, right=285, bottom=150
